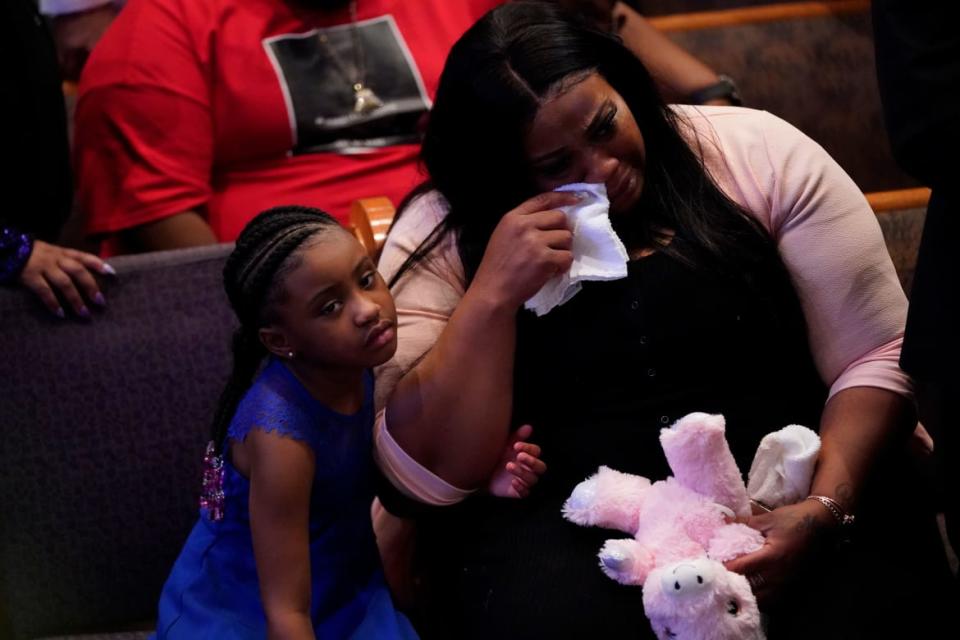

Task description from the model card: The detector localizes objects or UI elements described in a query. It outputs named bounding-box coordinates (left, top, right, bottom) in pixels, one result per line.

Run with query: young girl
left=152, top=206, right=544, bottom=639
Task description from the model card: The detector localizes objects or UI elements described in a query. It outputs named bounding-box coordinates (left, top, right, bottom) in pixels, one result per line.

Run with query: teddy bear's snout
left=661, top=559, right=716, bottom=599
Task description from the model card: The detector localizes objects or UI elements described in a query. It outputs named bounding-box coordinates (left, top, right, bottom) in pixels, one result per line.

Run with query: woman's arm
left=726, top=386, right=914, bottom=602
left=385, top=289, right=520, bottom=487
left=550, top=2, right=730, bottom=103
left=706, top=108, right=915, bottom=601
left=613, top=3, right=729, bottom=103
left=381, top=191, right=577, bottom=489
left=811, top=386, right=914, bottom=511
left=246, top=430, right=315, bottom=640
left=118, top=211, right=218, bottom=252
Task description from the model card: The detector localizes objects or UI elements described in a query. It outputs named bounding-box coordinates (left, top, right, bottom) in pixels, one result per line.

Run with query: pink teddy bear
left=563, top=412, right=768, bottom=640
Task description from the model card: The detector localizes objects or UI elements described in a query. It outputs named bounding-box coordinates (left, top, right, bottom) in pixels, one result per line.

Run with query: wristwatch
left=689, top=74, right=743, bottom=107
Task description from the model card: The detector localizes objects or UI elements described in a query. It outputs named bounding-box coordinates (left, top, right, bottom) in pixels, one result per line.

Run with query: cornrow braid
left=210, top=205, right=339, bottom=454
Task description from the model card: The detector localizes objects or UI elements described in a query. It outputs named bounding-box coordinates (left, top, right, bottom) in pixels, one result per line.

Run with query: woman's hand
left=18, top=240, right=114, bottom=318
left=724, top=499, right=837, bottom=605
left=488, top=424, right=547, bottom=498
left=471, top=191, right=579, bottom=310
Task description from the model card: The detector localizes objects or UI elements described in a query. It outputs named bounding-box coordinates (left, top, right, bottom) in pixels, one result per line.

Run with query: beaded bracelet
left=0, top=226, right=34, bottom=284
left=806, top=494, right=856, bottom=528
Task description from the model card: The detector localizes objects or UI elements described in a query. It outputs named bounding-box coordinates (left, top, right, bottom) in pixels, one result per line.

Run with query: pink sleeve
left=688, top=106, right=912, bottom=400
left=374, top=190, right=466, bottom=410
left=372, top=191, right=474, bottom=504
left=374, top=410, right=474, bottom=505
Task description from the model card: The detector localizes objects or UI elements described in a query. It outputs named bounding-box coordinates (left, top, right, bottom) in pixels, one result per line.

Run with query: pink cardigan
left=374, top=105, right=911, bottom=504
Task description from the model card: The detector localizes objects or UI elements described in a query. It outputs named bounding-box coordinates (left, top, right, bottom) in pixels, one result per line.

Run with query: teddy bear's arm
left=562, top=466, right=651, bottom=533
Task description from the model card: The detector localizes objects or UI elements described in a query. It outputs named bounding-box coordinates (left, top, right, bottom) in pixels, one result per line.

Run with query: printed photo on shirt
left=264, top=16, right=431, bottom=155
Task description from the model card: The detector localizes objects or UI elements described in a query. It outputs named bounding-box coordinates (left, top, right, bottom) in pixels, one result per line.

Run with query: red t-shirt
left=76, top=0, right=500, bottom=243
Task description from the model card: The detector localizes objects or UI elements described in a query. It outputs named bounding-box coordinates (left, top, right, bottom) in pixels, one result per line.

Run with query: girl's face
left=524, top=73, right=646, bottom=216
left=263, top=230, right=398, bottom=371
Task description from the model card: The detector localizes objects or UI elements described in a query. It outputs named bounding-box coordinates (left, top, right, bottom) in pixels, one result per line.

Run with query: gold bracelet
left=805, top=494, right=855, bottom=528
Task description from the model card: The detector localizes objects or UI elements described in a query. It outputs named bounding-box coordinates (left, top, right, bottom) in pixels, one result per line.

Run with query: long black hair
left=211, top=205, right=339, bottom=453
left=390, top=1, right=783, bottom=297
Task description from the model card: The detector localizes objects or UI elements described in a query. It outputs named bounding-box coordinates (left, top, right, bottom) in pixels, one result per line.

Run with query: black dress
left=401, top=251, right=953, bottom=639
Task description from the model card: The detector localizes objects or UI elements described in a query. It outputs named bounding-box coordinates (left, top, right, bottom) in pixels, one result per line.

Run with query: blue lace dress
left=152, top=359, right=417, bottom=639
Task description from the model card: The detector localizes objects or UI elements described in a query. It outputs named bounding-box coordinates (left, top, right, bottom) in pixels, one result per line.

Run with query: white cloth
left=524, top=183, right=629, bottom=316
left=746, top=424, right=821, bottom=509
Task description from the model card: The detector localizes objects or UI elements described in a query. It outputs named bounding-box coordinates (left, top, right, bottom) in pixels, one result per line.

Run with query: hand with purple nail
left=17, top=240, right=115, bottom=318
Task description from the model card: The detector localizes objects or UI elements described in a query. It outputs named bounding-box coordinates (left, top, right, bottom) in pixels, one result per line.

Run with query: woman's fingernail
left=93, top=292, right=106, bottom=306
left=55, top=307, right=65, bottom=319
left=78, top=306, right=91, bottom=318
left=101, top=263, right=116, bottom=276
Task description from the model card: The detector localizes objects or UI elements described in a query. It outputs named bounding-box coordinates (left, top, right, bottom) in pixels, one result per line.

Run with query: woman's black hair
left=389, top=1, right=783, bottom=298
left=210, top=205, right=339, bottom=453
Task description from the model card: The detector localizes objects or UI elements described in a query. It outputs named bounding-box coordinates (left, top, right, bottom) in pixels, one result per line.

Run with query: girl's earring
left=287, top=351, right=295, bottom=359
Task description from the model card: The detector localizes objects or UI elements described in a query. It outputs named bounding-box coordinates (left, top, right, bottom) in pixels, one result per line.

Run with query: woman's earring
left=287, top=351, right=294, bottom=359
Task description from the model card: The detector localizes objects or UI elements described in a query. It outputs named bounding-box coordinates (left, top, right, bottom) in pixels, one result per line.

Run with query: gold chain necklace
left=316, top=1, right=383, bottom=115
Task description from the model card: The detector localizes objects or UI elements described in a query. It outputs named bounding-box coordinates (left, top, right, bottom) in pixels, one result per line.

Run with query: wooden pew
left=645, top=0, right=870, bottom=30
left=638, top=1, right=914, bottom=194
left=350, top=197, right=397, bottom=259
left=871, top=188, right=929, bottom=295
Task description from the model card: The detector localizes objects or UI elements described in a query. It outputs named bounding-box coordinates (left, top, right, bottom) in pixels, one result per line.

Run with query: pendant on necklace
left=353, top=82, right=383, bottom=115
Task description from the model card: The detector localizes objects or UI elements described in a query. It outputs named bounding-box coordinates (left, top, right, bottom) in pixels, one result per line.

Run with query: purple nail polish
left=79, top=306, right=91, bottom=318
left=55, top=308, right=65, bottom=319
left=93, top=292, right=106, bottom=306
left=101, top=263, right=117, bottom=276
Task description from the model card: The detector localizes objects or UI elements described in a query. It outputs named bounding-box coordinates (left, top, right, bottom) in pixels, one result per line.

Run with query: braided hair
left=211, top=205, right=339, bottom=454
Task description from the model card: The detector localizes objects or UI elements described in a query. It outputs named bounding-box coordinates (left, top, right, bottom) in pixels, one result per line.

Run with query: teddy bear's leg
left=563, top=466, right=651, bottom=533
left=660, top=413, right=751, bottom=518
left=597, top=538, right=657, bottom=585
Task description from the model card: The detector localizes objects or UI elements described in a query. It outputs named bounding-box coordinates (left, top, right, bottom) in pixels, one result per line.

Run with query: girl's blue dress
left=152, top=359, right=417, bottom=639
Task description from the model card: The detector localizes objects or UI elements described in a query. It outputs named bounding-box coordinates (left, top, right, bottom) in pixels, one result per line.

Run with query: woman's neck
left=284, top=360, right=366, bottom=415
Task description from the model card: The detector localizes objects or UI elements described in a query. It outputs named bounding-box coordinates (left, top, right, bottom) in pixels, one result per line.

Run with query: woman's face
left=524, top=73, right=645, bottom=216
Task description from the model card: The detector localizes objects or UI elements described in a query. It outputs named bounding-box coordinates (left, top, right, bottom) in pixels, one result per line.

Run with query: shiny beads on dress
left=200, top=441, right=225, bottom=521
left=0, top=226, right=34, bottom=283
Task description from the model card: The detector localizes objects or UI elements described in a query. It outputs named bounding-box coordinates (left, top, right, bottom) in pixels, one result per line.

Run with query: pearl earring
left=287, top=351, right=294, bottom=359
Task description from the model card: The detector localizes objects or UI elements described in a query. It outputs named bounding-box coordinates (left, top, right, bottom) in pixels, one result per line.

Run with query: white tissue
left=524, top=183, right=629, bottom=316
left=746, top=424, right=821, bottom=510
